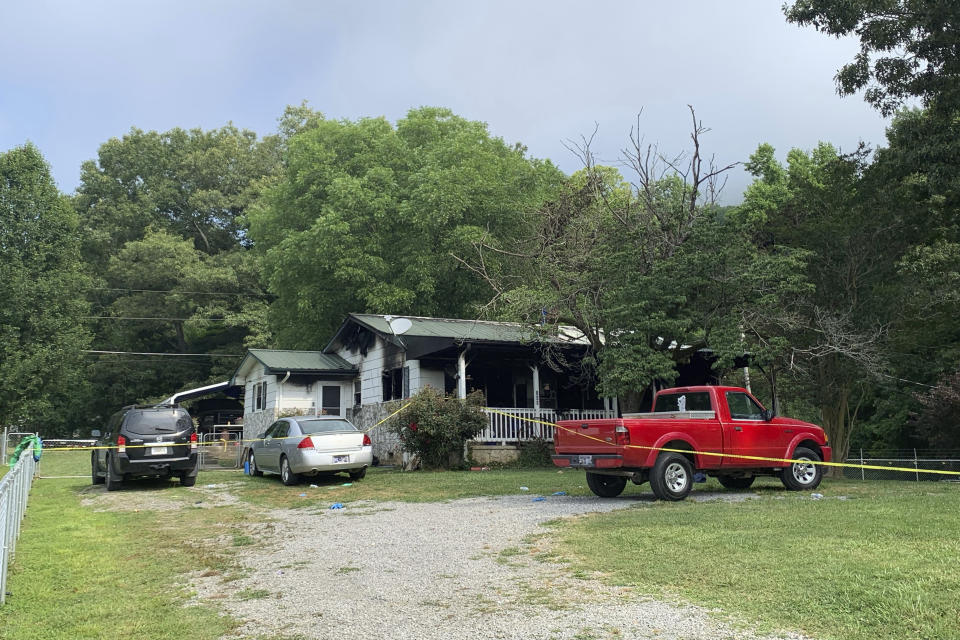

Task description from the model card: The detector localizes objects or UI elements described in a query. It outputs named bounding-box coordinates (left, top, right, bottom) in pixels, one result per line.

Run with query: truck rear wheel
left=717, top=475, right=755, bottom=490
left=586, top=472, right=627, bottom=498
left=780, top=447, right=822, bottom=491
left=650, top=453, right=693, bottom=501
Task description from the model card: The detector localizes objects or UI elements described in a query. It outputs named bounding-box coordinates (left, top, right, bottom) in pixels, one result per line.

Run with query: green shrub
left=390, top=388, right=487, bottom=469
left=514, top=437, right=554, bottom=468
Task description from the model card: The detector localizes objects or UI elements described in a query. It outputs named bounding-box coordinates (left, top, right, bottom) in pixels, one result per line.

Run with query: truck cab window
left=725, top=392, right=765, bottom=420
left=654, top=392, right=712, bottom=412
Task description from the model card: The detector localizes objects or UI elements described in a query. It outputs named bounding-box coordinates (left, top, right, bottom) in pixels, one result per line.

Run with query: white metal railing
left=1, top=448, right=37, bottom=605
left=478, top=408, right=616, bottom=444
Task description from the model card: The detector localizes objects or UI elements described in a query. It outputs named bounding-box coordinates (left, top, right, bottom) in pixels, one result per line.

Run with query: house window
left=321, top=385, right=341, bottom=416
left=354, top=380, right=361, bottom=407
left=382, top=367, right=409, bottom=401
left=253, top=382, right=266, bottom=411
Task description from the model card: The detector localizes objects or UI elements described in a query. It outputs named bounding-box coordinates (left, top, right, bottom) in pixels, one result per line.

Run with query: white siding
left=415, top=364, right=445, bottom=394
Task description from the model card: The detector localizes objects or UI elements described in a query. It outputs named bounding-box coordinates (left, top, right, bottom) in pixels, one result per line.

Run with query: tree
left=249, top=107, right=564, bottom=347
left=74, top=125, right=280, bottom=420
left=785, top=0, right=960, bottom=115
left=458, top=109, right=801, bottom=410
left=75, top=124, right=283, bottom=266
left=738, top=141, right=911, bottom=465
left=84, top=228, right=268, bottom=421
left=0, top=144, right=91, bottom=434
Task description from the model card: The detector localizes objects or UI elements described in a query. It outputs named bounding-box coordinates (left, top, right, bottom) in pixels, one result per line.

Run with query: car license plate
left=578, top=455, right=593, bottom=466
left=149, top=446, right=170, bottom=455
left=333, top=455, right=349, bottom=463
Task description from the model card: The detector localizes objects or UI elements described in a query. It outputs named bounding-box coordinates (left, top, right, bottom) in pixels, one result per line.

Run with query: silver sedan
left=246, top=416, right=373, bottom=485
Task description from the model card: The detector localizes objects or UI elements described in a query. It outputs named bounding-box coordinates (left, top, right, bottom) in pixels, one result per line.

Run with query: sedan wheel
left=248, top=451, right=263, bottom=477
left=280, top=456, right=298, bottom=486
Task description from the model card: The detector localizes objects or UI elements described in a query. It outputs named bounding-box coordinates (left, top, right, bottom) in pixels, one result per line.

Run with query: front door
left=321, top=385, right=342, bottom=416
left=722, top=391, right=781, bottom=467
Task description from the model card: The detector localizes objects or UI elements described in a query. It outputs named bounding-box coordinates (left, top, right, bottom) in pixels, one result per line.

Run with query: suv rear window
left=653, top=392, right=712, bottom=412
left=123, top=409, right=192, bottom=435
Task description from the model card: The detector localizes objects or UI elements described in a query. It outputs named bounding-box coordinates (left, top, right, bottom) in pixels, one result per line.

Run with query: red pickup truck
left=552, top=385, right=831, bottom=501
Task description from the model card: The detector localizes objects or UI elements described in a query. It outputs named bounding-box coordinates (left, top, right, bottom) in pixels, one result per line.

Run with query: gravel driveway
left=185, top=484, right=812, bottom=640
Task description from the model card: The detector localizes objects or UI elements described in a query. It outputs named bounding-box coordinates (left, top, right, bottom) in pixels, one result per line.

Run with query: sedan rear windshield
left=653, top=392, right=712, bottom=412
left=124, top=409, right=192, bottom=435
left=298, top=419, right=359, bottom=434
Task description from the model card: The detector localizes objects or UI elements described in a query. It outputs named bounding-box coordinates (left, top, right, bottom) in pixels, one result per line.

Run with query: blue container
left=243, top=460, right=250, bottom=475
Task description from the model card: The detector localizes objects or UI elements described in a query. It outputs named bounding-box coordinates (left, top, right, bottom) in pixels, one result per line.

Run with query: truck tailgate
left=554, top=419, right=623, bottom=453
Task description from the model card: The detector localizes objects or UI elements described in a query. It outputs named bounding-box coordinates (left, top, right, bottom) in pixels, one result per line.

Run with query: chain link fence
left=1, top=446, right=37, bottom=605
left=843, top=449, right=960, bottom=481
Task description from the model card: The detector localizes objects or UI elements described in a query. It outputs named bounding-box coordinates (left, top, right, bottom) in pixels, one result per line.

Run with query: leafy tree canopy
left=0, top=144, right=91, bottom=433
left=250, top=106, right=564, bottom=347
left=785, top=0, right=960, bottom=115
left=75, top=124, right=283, bottom=267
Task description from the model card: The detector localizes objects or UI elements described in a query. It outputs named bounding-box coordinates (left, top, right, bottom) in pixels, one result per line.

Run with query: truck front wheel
left=586, top=472, right=627, bottom=498
left=780, top=447, right=823, bottom=491
left=650, top=453, right=693, bottom=501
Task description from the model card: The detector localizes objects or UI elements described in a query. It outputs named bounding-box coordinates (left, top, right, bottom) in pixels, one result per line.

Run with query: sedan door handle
left=734, top=426, right=742, bottom=431
left=785, top=429, right=794, bottom=434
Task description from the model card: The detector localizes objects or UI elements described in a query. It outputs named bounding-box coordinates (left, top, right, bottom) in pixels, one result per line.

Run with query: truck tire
left=717, top=475, right=755, bottom=490
left=780, top=447, right=823, bottom=491
left=586, top=472, right=627, bottom=498
left=650, top=453, right=693, bottom=501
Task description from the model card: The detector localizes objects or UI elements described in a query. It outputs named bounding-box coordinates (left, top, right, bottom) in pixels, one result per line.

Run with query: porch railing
left=478, top=408, right=616, bottom=445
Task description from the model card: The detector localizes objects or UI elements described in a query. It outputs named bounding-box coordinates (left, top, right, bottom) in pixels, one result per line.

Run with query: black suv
left=91, top=405, right=199, bottom=491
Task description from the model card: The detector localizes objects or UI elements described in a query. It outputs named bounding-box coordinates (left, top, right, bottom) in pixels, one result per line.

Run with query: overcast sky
left=1, top=0, right=891, bottom=202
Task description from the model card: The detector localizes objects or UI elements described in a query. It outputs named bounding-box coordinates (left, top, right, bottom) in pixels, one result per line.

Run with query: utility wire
left=92, top=287, right=269, bottom=297
left=84, top=350, right=243, bottom=358
left=81, top=316, right=228, bottom=321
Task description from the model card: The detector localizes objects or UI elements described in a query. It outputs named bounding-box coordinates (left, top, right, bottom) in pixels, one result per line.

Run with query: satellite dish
left=389, top=317, right=413, bottom=335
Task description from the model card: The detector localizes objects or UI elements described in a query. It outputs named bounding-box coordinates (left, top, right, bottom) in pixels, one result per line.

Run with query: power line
left=81, top=316, right=229, bottom=321
left=92, top=287, right=269, bottom=297
left=84, top=350, right=243, bottom=358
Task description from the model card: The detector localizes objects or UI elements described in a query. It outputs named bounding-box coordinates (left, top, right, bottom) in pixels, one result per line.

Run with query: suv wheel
left=105, top=457, right=122, bottom=492
left=91, top=452, right=104, bottom=485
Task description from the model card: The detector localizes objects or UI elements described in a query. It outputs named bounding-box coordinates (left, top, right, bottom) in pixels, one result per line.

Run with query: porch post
left=530, top=365, right=540, bottom=411
left=457, top=349, right=467, bottom=400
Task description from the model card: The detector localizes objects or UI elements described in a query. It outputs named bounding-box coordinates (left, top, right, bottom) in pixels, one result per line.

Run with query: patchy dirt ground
left=80, top=483, right=810, bottom=640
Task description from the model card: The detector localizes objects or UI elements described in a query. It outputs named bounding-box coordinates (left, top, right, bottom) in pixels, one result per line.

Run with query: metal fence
left=843, top=449, right=960, bottom=481
left=1, top=448, right=37, bottom=605
left=198, top=429, right=244, bottom=471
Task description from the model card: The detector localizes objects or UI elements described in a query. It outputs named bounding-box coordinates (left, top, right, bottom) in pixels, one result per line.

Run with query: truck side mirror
left=762, top=409, right=774, bottom=422
left=91, top=429, right=102, bottom=438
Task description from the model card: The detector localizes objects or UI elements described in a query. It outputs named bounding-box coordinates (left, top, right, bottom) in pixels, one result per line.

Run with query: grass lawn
left=4, top=449, right=959, bottom=640
left=0, top=451, right=242, bottom=640
left=550, top=477, right=960, bottom=640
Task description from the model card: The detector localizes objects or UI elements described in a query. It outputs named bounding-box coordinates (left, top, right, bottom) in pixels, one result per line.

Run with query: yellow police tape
left=35, top=403, right=960, bottom=478
left=483, top=408, right=960, bottom=478
left=40, top=402, right=413, bottom=452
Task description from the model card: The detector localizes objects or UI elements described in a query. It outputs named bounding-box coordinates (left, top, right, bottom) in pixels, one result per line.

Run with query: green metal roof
left=246, top=349, right=355, bottom=373
left=345, top=314, right=589, bottom=345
